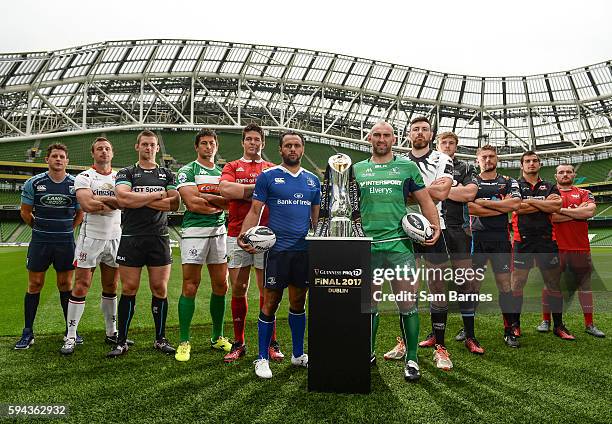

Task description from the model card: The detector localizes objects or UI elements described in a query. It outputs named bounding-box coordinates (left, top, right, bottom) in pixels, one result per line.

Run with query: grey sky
left=2, top=0, right=610, bottom=76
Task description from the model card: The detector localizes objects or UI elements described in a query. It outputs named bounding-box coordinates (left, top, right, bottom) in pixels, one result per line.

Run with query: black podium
left=307, top=236, right=372, bottom=394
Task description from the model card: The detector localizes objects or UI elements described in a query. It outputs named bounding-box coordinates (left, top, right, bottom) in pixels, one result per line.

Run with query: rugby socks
left=151, top=296, right=168, bottom=341
left=511, top=290, right=524, bottom=328
left=178, top=295, right=195, bottom=342
left=400, top=308, right=419, bottom=362
left=257, top=311, right=275, bottom=360
left=547, top=290, right=564, bottom=328
left=541, top=288, right=552, bottom=322
left=23, top=292, right=40, bottom=330
left=60, top=290, right=71, bottom=329
left=499, top=291, right=513, bottom=333
left=101, top=293, right=117, bottom=337
left=66, top=295, right=86, bottom=339
left=430, top=304, right=448, bottom=347
left=117, top=294, right=136, bottom=344
left=210, top=293, right=226, bottom=341
left=231, top=297, right=248, bottom=344
left=260, top=294, right=277, bottom=342
left=459, top=299, right=476, bottom=339
left=370, top=312, right=380, bottom=354
left=288, top=308, right=306, bottom=358
left=578, top=291, right=594, bottom=327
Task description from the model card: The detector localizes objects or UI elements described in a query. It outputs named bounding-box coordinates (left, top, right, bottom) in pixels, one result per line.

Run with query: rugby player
left=219, top=124, right=283, bottom=362
left=542, top=164, right=604, bottom=337
left=174, top=129, right=231, bottom=362
left=61, top=137, right=132, bottom=355
left=511, top=151, right=575, bottom=343
left=238, top=131, right=320, bottom=379
left=15, top=143, right=83, bottom=350
left=404, top=117, right=455, bottom=370
left=355, top=121, right=440, bottom=381
left=436, top=132, right=483, bottom=354
left=107, top=130, right=180, bottom=357
left=467, top=145, right=521, bottom=347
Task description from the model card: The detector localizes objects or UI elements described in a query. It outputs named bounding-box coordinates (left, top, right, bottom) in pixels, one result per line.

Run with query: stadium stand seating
left=12, top=225, right=32, bottom=243
left=594, top=203, right=612, bottom=218
left=0, top=221, right=21, bottom=242
left=0, top=190, right=21, bottom=205
left=0, top=139, right=35, bottom=162
left=590, top=227, right=612, bottom=246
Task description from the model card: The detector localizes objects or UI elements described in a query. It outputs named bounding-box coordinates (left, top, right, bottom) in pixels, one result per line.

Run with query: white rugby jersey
left=406, top=149, right=454, bottom=229
left=74, top=167, right=122, bottom=240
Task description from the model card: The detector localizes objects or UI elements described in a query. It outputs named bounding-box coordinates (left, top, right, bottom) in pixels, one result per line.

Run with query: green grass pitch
left=0, top=246, right=610, bottom=423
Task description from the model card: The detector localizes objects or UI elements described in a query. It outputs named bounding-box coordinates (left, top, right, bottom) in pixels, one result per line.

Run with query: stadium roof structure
left=1, top=39, right=611, bottom=158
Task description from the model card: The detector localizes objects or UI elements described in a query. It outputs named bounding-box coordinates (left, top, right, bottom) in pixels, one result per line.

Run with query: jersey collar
left=408, top=149, right=432, bottom=162
left=240, top=157, right=264, bottom=163
left=92, top=164, right=113, bottom=175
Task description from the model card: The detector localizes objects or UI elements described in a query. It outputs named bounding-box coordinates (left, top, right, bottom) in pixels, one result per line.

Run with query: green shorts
left=371, top=250, right=416, bottom=273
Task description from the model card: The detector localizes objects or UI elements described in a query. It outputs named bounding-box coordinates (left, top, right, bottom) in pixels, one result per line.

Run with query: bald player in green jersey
left=353, top=121, right=440, bottom=382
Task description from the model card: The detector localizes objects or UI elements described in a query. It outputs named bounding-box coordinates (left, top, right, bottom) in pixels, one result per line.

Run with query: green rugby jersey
left=353, top=155, right=425, bottom=252
left=176, top=160, right=226, bottom=237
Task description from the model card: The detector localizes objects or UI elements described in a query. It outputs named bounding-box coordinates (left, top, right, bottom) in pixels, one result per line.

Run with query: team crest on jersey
left=36, top=185, right=47, bottom=191
left=178, top=173, right=188, bottom=184
left=69, top=186, right=75, bottom=194
left=306, top=178, right=316, bottom=188
left=389, top=167, right=400, bottom=175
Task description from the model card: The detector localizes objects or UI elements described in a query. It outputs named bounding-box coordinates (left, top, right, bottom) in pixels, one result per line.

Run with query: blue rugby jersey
left=21, top=172, right=79, bottom=243
left=253, top=166, right=321, bottom=251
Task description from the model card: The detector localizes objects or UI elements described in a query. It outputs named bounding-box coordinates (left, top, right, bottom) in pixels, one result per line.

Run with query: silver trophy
left=328, top=154, right=353, bottom=237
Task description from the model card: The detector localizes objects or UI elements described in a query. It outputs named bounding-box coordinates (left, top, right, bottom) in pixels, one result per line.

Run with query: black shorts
left=116, top=235, right=172, bottom=267
left=443, top=226, right=472, bottom=261
left=263, top=250, right=309, bottom=290
left=26, top=241, right=75, bottom=272
left=414, top=232, right=449, bottom=265
left=472, top=236, right=512, bottom=274
left=512, top=235, right=559, bottom=270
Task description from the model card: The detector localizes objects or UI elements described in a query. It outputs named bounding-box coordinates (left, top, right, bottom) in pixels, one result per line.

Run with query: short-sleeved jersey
left=443, top=158, right=478, bottom=228
left=115, top=164, right=176, bottom=237
left=471, top=174, right=521, bottom=241
left=74, top=167, right=121, bottom=240
left=221, top=158, right=275, bottom=237
left=553, top=186, right=594, bottom=251
left=353, top=156, right=425, bottom=253
left=406, top=150, right=454, bottom=229
left=253, top=166, right=320, bottom=252
left=21, top=172, right=79, bottom=243
left=176, top=160, right=226, bottom=237
left=512, top=178, right=559, bottom=241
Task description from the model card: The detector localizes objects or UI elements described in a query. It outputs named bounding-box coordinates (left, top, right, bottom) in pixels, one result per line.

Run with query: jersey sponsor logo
left=294, top=192, right=304, bottom=199
left=277, top=198, right=312, bottom=206
left=177, top=173, right=188, bottom=184
left=133, top=185, right=165, bottom=193
left=249, top=173, right=258, bottom=178
left=36, top=185, right=47, bottom=191
left=40, top=194, right=72, bottom=207
left=361, top=179, right=402, bottom=187
left=274, top=177, right=285, bottom=184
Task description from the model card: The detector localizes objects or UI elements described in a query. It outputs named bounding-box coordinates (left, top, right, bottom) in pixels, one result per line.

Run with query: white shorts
left=74, top=235, right=120, bottom=268
left=180, top=234, right=227, bottom=265
left=227, top=236, right=264, bottom=269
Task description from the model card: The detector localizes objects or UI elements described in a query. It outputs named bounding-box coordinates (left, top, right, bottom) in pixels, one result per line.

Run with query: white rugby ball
left=401, top=213, right=434, bottom=245
left=243, top=226, right=276, bottom=252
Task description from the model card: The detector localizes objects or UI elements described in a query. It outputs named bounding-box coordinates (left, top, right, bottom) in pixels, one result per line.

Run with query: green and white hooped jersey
left=176, top=160, right=226, bottom=238
left=353, top=156, right=425, bottom=253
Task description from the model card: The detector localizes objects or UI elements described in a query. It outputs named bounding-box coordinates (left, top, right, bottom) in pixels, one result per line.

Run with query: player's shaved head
left=370, top=121, right=394, bottom=135
left=367, top=121, right=396, bottom=158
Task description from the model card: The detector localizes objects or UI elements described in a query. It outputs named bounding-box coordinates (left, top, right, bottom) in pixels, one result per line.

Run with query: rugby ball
left=401, top=213, right=434, bottom=245
left=243, top=226, right=276, bottom=252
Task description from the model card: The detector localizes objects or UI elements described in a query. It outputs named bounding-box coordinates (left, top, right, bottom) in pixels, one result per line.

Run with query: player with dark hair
left=511, top=151, right=574, bottom=344
left=219, top=123, right=283, bottom=363
left=403, top=116, right=455, bottom=371
left=239, top=131, right=320, bottom=379
left=61, top=137, right=131, bottom=355
left=174, top=129, right=231, bottom=362
left=542, top=164, right=604, bottom=337
left=467, top=145, right=522, bottom=347
left=107, top=130, right=180, bottom=357
left=15, top=143, right=83, bottom=349
left=355, top=121, right=440, bottom=381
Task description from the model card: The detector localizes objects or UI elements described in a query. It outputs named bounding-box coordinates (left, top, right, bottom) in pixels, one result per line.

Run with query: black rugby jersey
left=471, top=174, right=521, bottom=240
left=443, top=158, right=477, bottom=228
left=511, top=178, right=559, bottom=241
left=115, top=164, right=176, bottom=236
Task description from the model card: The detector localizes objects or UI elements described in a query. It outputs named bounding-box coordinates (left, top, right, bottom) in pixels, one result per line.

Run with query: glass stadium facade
left=1, top=39, right=611, bottom=160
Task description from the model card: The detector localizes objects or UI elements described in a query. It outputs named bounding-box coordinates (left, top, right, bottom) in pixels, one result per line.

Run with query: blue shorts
left=26, top=241, right=75, bottom=272
left=263, top=250, right=309, bottom=290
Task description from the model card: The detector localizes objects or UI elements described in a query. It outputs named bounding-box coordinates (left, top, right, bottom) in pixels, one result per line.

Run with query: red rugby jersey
left=553, top=186, right=594, bottom=251
left=221, top=158, right=275, bottom=237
